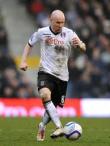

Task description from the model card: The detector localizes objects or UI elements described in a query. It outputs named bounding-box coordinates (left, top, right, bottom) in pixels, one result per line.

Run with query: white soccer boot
left=50, top=127, right=64, bottom=139
left=37, top=122, right=45, bottom=141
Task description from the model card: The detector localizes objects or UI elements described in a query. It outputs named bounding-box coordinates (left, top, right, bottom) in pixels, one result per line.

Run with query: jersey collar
left=49, top=26, right=61, bottom=35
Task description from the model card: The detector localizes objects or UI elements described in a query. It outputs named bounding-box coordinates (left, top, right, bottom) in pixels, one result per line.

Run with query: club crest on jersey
left=61, top=32, right=66, bottom=38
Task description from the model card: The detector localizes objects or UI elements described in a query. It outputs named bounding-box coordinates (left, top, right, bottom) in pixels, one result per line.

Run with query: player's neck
left=49, top=26, right=61, bottom=35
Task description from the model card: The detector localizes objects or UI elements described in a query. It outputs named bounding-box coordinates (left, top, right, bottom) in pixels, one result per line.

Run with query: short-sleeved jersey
left=28, top=26, right=79, bottom=81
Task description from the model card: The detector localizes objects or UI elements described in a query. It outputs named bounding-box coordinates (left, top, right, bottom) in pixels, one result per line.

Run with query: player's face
left=51, top=17, right=65, bottom=33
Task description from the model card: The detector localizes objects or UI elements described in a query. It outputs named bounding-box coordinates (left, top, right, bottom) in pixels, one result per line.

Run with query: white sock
left=42, top=111, right=51, bottom=126
left=44, top=100, right=62, bottom=128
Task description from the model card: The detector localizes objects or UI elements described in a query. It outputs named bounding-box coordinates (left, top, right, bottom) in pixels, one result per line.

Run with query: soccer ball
left=63, top=121, right=82, bottom=141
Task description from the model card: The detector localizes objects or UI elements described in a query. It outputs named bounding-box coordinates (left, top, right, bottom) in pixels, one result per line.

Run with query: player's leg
left=37, top=93, right=65, bottom=141
left=42, top=110, right=51, bottom=126
left=37, top=72, right=51, bottom=141
left=37, top=101, right=63, bottom=141
left=39, top=87, right=62, bottom=129
left=37, top=111, right=51, bottom=141
left=50, top=80, right=67, bottom=139
left=37, top=72, right=63, bottom=140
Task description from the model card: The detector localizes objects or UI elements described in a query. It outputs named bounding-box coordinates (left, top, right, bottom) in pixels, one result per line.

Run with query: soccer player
left=20, top=9, right=86, bottom=141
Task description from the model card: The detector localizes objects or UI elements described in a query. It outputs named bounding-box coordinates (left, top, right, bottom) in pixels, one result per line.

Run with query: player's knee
left=39, top=88, right=51, bottom=101
left=40, top=92, right=50, bottom=101
left=39, top=92, right=48, bottom=98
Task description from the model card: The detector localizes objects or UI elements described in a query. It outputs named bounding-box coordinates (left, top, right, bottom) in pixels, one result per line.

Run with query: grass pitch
left=0, top=117, right=110, bottom=146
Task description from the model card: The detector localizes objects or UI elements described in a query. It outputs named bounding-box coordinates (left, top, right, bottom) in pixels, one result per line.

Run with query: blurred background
left=0, top=0, right=110, bottom=99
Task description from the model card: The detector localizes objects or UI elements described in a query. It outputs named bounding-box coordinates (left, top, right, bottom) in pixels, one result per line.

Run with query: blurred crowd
left=0, top=8, right=36, bottom=98
left=19, top=0, right=110, bottom=98
left=1, top=0, right=110, bottom=98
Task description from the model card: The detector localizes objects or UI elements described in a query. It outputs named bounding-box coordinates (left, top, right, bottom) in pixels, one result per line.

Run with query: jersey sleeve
left=69, top=30, right=80, bottom=45
left=28, top=29, right=41, bottom=47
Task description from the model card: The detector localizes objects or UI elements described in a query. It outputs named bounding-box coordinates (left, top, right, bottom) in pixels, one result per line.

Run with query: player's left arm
left=72, top=37, right=86, bottom=52
left=70, top=30, right=86, bottom=52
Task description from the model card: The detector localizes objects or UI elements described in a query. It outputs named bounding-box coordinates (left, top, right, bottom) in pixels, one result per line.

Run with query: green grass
left=0, top=117, right=110, bottom=146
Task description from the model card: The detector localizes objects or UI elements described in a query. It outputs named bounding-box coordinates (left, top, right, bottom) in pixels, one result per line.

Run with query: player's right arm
left=20, top=30, right=41, bottom=71
left=20, top=43, right=32, bottom=71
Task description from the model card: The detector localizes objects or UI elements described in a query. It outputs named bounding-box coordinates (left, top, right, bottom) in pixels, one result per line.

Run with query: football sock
left=42, top=111, right=51, bottom=126
left=44, top=100, right=62, bottom=128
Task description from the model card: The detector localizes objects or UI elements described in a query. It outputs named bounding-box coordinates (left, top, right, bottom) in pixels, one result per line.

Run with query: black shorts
left=37, top=71, right=67, bottom=107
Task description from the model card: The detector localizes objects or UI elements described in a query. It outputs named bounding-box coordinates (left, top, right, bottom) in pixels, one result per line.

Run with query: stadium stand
left=20, top=0, right=110, bottom=98
left=0, top=0, right=110, bottom=98
left=0, top=4, right=36, bottom=98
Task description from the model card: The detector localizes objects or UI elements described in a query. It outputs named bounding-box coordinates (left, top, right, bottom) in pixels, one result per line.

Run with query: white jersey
left=28, top=26, right=79, bottom=81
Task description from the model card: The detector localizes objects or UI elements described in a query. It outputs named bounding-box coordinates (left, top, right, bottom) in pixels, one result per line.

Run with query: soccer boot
left=37, top=122, right=45, bottom=141
left=50, top=127, right=64, bottom=139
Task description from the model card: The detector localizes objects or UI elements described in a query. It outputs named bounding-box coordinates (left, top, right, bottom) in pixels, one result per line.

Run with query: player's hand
left=72, top=37, right=81, bottom=48
left=79, top=41, right=86, bottom=52
left=20, top=62, right=28, bottom=71
left=72, top=37, right=86, bottom=52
